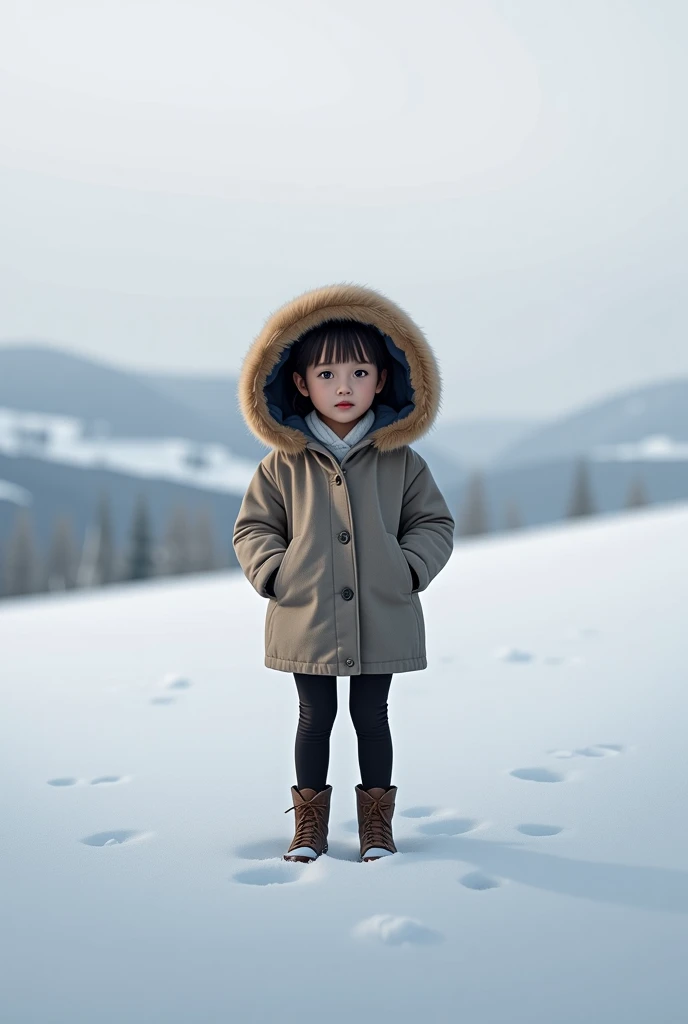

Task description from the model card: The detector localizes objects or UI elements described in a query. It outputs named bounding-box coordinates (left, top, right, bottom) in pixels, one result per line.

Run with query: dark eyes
left=317, top=369, right=368, bottom=379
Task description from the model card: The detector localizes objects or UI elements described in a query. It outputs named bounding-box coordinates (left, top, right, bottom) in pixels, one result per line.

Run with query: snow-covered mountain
left=0, top=406, right=251, bottom=559
left=0, top=449, right=244, bottom=561
left=2, top=502, right=686, bottom=1022
left=495, top=377, right=688, bottom=468
left=422, top=415, right=545, bottom=467
left=4, top=343, right=688, bottom=557
left=0, top=344, right=264, bottom=460
left=4, top=345, right=688, bottom=474
left=0, top=406, right=257, bottom=495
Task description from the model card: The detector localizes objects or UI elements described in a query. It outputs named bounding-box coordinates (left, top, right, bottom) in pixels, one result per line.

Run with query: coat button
left=341, top=587, right=354, bottom=601
left=334, top=475, right=342, bottom=485
left=345, top=658, right=355, bottom=668
left=337, top=530, right=350, bottom=544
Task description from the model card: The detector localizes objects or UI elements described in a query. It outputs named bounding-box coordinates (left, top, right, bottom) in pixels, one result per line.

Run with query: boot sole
left=284, top=844, right=328, bottom=863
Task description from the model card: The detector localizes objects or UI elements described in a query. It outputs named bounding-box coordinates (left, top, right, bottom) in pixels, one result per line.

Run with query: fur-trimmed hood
left=237, top=283, right=442, bottom=455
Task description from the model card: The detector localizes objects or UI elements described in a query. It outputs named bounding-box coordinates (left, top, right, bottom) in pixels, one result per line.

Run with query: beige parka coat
left=232, top=283, right=455, bottom=676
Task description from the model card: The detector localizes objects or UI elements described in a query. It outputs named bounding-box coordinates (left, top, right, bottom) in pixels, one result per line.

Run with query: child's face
left=293, top=358, right=387, bottom=439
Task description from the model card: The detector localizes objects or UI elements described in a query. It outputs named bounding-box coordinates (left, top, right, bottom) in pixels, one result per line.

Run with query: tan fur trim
left=237, top=283, right=442, bottom=454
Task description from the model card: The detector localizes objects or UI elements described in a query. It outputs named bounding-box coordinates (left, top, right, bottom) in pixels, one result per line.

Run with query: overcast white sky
left=0, top=0, right=686, bottom=419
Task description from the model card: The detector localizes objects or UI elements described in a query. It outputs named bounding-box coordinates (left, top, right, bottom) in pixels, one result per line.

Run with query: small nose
left=337, top=381, right=352, bottom=393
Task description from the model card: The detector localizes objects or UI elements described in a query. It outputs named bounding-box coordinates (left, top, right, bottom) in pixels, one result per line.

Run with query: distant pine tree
left=125, top=495, right=155, bottom=581
left=45, top=515, right=78, bottom=591
left=77, top=491, right=115, bottom=588
left=504, top=499, right=523, bottom=530
left=95, top=491, right=116, bottom=584
left=162, top=505, right=194, bottom=575
left=191, top=507, right=219, bottom=572
left=76, top=523, right=99, bottom=588
left=625, top=476, right=649, bottom=509
left=3, top=508, right=40, bottom=597
left=457, top=471, right=490, bottom=537
left=565, top=458, right=596, bottom=518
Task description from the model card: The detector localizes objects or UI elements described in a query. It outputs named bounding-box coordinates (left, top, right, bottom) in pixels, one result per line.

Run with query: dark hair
left=287, top=319, right=391, bottom=417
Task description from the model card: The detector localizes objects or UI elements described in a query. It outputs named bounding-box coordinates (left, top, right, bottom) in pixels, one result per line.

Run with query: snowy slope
left=0, top=345, right=263, bottom=459
left=593, top=434, right=688, bottom=461
left=0, top=477, right=31, bottom=505
left=2, top=504, right=687, bottom=1023
left=495, top=378, right=688, bottom=468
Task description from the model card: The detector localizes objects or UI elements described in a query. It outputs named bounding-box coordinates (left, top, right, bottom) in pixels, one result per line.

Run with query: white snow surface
left=0, top=406, right=257, bottom=494
left=2, top=503, right=688, bottom=1023
left=593, top=433, right=688, bottom=460
left=0, top=477, right=32, bottom=505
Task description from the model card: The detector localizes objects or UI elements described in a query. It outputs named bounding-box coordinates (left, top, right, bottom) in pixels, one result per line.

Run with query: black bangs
left=317, top=330, right=371, bottom=366
left=286, top=318, right=392, bottom=418
left=291, top=319, right=389, bottom=379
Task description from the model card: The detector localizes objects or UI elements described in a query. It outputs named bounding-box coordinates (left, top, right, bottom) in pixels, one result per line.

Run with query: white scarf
left=305, top=408, right=375, bottom=462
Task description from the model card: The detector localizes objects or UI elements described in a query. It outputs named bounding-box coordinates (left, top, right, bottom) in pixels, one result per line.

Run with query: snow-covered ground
left=0, top=406, right=256, bottom=494
left=2, top=502, right=687, bottom=1023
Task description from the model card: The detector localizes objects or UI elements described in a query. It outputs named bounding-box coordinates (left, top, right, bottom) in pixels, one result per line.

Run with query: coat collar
left=306, top=435, right=374, bottom=469
left=237, top=283, right=443, bottom=455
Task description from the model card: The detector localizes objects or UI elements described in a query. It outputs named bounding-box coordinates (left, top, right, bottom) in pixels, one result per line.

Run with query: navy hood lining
left=263, top=330, right=416, bottom=443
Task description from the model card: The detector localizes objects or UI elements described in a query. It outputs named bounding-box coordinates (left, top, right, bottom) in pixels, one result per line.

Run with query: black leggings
left=293, top=672, right=393, bottom=792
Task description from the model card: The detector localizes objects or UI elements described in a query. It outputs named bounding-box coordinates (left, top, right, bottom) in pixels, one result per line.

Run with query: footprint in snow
left=233, top=863, right=312, bottom=886
left=352, top=914, right=444, bottom=946
left=548, top=744, right=624, bottom=759
left=495, top=647, right=534, bottom=663
left=47, top=775, right=130, bottom=787
left=516, top=823, right=565, bottom=837
left=162, top=673, right=192, bottom=690
left=460, top=871, right=501, bottom=891
left=398, top=805, right=443, bottom=819
left=80, top=829, right=152, bottom=847
left=509, top=767, right=567, bottom=783
left=148, top=673, right=192, bottom=703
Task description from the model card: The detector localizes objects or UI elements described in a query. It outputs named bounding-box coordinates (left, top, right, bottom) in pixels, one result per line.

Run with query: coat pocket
left=272, top=536, right=300, bottom=602
left=386, top=532, right=414, bottom=595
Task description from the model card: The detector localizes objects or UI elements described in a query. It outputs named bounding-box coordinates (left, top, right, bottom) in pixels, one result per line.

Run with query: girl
left=233, top=283, right=455, bottom=864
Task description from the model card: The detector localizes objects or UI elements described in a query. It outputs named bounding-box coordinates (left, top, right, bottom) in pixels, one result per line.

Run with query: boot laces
left=284, top=798, right=327, bottom=848
left=361, top=796, right=393, bottom=849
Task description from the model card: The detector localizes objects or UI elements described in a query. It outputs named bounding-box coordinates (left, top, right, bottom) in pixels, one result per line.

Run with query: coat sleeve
left=232, top=458, right=288, bottom=598
left=398, top=449, right=456, bottom=593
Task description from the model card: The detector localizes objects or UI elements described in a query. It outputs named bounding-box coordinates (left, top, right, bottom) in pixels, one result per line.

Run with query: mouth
left=335, top=402, right=354, bottom=409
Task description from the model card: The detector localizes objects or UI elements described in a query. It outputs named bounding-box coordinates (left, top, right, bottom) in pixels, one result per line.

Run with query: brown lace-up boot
left=283, top=785, right=332, bottom=862
left=355, top=784, right=398, bottom=861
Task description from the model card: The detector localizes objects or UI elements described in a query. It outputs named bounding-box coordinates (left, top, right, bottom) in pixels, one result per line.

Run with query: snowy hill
left=0, top=406, right=252, bottom=559
left=423, top=414, right=545, bottom=467
left=495, top=377, right=688, bottom=467
left=2, top=502, right=687, bottom=1022
left=0, top=450, right=244, bottom=561
left=141, top=369, right=265, bottom=460
left=0, top=406, right=257, bottom=495
left=0, top=344, right=264, bottom=459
